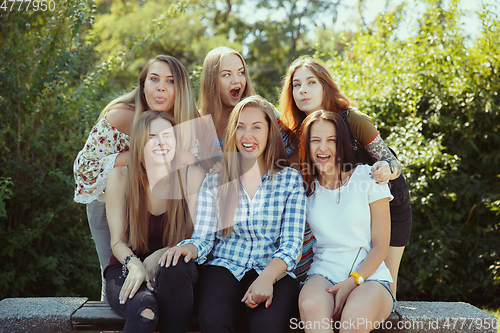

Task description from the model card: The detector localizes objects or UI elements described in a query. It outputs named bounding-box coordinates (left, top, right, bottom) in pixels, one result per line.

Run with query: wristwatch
left=349, top=272, right=364, bottom=285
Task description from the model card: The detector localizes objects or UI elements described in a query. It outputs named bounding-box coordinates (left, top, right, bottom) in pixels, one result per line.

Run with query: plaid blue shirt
left=179, top=167, right=306, bottom=280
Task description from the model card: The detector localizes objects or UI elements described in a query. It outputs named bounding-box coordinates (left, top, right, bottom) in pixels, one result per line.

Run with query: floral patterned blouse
left=73, top=117, right=130, bottom=204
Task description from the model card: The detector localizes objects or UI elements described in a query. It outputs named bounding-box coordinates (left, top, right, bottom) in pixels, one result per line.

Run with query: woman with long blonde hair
left=199, top=46, right=295, bottom=155
left=105, top=111, right=205, bottom=333
left=73, top=55, right=199, bottom=300
left=199, top=47, right=254, bottom=138
left=163, top=96, right=306, bottom=333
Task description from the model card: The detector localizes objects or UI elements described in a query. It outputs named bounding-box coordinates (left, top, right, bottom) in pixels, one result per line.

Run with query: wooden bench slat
left=71, top=301, right=399, bottom=332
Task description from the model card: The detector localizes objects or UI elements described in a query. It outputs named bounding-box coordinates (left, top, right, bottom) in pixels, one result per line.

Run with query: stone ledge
left=396, top=301, right=497, bottom=333
left=0, top=298, right=496, bottom=332
left=0, top=297, right=87, bottom=333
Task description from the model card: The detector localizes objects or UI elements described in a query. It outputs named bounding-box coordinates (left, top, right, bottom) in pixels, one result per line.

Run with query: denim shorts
left=303, top=274, right=397, bottom=312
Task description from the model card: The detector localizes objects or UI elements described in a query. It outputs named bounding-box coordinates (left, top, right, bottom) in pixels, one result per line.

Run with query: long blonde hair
left=217, top=95, right=289, bottom=237
left=126, top=111, right=191, bottom=255
left=98, top=55, right=199, bottom=151
left=279, top=56, right=354, bottom=147
left=199, top=47, right=254, bottom=133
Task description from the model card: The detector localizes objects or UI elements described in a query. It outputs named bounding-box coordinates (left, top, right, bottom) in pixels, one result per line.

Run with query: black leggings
left=198, top=265, right=298, bottom=333
left=388, top=173, right=413, bottom=247
left=105, top=257, right=198, bottom=333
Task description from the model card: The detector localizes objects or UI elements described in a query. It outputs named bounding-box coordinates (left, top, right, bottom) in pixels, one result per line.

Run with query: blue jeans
left=105, top=258, right=198, bottom=333
left=86, top=200, right=112, bottom=302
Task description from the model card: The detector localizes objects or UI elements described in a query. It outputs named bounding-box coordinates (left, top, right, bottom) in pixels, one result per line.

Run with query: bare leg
left=340, top=281, right=393, bottom=333
left=384, top=246, right=405, bottom=296
left=299, top=275, right=335, bottom=333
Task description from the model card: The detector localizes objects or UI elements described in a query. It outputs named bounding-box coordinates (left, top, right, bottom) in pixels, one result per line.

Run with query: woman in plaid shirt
left=162, top=95, right=306, bottom=333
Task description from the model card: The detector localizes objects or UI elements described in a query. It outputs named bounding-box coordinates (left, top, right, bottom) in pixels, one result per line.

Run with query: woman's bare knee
left=140, top=308, right=155, bottom=320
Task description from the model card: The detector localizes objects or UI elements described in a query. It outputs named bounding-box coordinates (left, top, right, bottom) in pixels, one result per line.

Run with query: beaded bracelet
left=122, top=254, right=139, bottom=278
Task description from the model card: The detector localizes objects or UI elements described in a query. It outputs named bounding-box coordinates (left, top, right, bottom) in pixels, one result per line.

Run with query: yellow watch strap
left=349, top=272, right=364, bottom=285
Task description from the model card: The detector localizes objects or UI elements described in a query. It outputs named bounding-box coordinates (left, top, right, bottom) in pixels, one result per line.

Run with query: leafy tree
left=0, top=0, right=104, bottom=299
left=91, top=0, right=350, bottom=103
left=322, top=0, right=500, bottom=307
left=242, top=0, right=344, bottom=102
left=91, top=0, right=246, bottom=99
left=0, top=0, right=186, bottom=299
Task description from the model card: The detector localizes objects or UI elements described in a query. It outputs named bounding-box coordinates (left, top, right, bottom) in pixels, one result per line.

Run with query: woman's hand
left=326, top=276, right=358, bottom=319
left=143, top=248, right=169, bottom=291
left=241, top=275, right=274, bottom=309
left=119, top=257, right=153, bottom=304
left=159, top=244, right=198, bottom=268
left=370, top=161, right=391, bottom=185
left=209, top=161, right=223, bottom=174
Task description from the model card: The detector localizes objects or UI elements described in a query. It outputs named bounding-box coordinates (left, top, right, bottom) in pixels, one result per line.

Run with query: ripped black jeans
left=105, top=258, right=198, bottom=333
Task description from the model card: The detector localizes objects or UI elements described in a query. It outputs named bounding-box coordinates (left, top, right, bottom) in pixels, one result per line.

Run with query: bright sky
left=243, top=0, right=499, bottom=42
left=333, top=0, right=499, bottom=41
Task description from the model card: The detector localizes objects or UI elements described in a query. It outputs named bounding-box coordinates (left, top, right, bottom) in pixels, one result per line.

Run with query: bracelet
left=385, top=160, right=395, bottom=174
left=122, top=254, right=139, bottom=278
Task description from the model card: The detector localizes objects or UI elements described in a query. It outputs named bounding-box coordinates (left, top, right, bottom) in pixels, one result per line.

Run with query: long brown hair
left=126, top=111, right=191, bottom=255
left=98, top=55, right=198, bottom=151
left=199, top=47, right=254, bottom=133
left=299, top=110, right=352, bottom=197
left=279, top=56, right=354, bottom=146
left=218, top=95, right=289, bottom=237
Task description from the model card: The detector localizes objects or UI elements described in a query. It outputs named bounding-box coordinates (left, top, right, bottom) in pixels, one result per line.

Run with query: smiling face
left=143, top=61, right=176, bottom=114
left=219, top=53, right=247, bottom=110
left=235, top=106, right=269, bottom=165
left=144, top=118, right=176, bottom=166
left=309, top=120, right=337, bottom=177
left=292, top=67, right=325, bottom=115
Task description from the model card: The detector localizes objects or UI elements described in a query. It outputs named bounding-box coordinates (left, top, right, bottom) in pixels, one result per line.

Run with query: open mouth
left=230, top=87, right=241, bottom=100
left=242, top=143, right=256, bottom=152
left=154, top=97, right=166, bottom=104
left=154, top=149, right=170, bottom=155
left=316, top=154, right=330, bottom=163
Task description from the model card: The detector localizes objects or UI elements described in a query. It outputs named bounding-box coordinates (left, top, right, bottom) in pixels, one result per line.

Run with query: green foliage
left=321, top=0, right=500, bottom=307
left=245, top=0, right=342, bottom=103
left=0, top=0, right=194, bottom=300
left=90, top=0, right=345, bottom=103
left=91, top=0, right=243, bottom=99
left=0, top=178, right=13, bottom=219
left=0, top=0, right=104, bottom=299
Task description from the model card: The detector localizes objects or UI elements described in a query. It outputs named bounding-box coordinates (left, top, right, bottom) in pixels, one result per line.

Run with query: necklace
left=319, top=169, right=352, bottom=191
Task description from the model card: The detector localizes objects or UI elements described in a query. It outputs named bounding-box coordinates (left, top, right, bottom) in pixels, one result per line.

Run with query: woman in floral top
left=73, top=55, right=200, bottom=301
